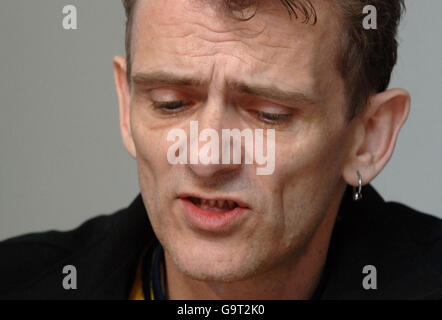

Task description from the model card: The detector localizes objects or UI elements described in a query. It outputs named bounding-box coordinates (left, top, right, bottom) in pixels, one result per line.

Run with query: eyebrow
left=132, top=71, right=319, bottom=105
left=132, top=71, right=206, bottom=87
left=225, top=79, right=318, bottom=105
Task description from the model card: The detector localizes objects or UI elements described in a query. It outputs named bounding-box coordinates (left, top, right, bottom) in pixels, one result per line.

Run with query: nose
left=187, top=99, right=245, bottom=180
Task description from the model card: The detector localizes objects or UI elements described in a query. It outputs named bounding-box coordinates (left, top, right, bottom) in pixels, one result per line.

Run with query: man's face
left=126, top=0, right=353, bottom=281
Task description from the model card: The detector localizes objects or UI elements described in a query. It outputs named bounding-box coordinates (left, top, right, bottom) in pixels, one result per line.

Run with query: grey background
left=0, top=0, right=440, bottom=241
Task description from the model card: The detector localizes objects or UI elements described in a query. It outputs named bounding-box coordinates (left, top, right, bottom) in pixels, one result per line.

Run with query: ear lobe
left=113, top=55, right=137, bottom=159
left=342, top=88, right=410, bottom=187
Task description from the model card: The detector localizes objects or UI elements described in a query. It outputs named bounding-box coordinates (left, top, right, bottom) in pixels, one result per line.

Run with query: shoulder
left=373, top=197, right=442, bottom=273
left=384, top=201, right=442, bottom=282
left=344, top=185, right=442, bottom=255
left=327, top=185, right=442, bottom=299
left=385, top=201, right=442, bottom=241
left=0, top=210, right=120, bottom=297
left=375, top=200, right=442, bottom=299
left=1, top=210, right=119, bottom=250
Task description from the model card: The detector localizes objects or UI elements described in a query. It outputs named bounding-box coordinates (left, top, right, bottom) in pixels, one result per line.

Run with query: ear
left=113, top=55, right=136, bottom=159
left=342, top=88, right=410, bottom=187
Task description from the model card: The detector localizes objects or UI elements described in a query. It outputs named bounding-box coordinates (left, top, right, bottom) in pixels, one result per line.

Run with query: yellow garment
left=128, top=247, right=153, bottom=300
left=128, top=270, right=145, bottom=300
left=128, top=268, right=155, bottom=300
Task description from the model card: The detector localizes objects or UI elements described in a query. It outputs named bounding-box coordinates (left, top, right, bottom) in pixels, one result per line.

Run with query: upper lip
left=178, top=192, right=250, bottom=209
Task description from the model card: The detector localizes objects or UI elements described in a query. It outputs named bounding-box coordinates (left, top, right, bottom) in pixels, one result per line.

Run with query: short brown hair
left=121, top=0, right=405, bottom=118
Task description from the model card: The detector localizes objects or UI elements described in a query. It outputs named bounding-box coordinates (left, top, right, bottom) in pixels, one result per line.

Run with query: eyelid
left=259, top=106, right=291, bottom=115
left=249, top=102, right=294, bottom=115
left=149, top=87, right=185, bottom=101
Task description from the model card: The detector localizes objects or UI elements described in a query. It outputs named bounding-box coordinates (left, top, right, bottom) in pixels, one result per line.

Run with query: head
left=114, top=0, right=410, bottom=282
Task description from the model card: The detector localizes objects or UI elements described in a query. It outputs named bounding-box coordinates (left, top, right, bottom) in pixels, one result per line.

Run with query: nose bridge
left=198, top=94, right=225, bottom=132
left=188, top=94, right=244, bottom=179
left=197, top=63, right=235, bottom=132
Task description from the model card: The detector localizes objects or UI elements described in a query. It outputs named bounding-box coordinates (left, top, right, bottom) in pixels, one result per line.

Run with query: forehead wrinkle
left=133, top=0, right=317, bottom=66
left=133, top=0, right=258, bottom=41
left=142, top=27, right=301, bottom=72
left=133, top=0, right=294, bottom=52
left=132, top=0, right=338, bottom=106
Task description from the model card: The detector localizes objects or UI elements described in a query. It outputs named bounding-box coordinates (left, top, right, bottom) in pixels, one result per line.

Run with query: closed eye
left=253, top=110, right=293, bottom=124
left=152, top=100, right=191, bottom=112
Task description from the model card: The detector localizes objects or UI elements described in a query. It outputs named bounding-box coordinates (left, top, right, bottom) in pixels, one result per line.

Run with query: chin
left=166, top=242, right=267, bottom=283
left=177, top=260, right=259, bottom=283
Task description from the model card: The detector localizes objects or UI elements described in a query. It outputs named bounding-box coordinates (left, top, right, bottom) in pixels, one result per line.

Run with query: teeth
left=191, top=197, right=238, bottom=210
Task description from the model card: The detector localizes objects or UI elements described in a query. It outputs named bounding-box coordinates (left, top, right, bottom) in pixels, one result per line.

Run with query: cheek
left=131, top=107, right=171, bottom=172
left=273, top=125, right=347, bottom=226
left=273, top=131, right=322, bottom=192
left=276, top=119, right=347, bottom=185
left=130, top=107, right=177, bottom=216
left=131, top=111, right=183, bottom=241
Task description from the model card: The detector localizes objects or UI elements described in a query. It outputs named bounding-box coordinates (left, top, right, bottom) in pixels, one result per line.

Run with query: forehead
left=130, top=0, right=341, bottom=98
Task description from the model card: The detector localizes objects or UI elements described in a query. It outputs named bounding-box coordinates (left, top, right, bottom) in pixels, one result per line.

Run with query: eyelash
left=254, top=111, right=292, bottom=124
left=152, top=100, right=292, bottom=124
left=152, top=100, right=189, bottom=112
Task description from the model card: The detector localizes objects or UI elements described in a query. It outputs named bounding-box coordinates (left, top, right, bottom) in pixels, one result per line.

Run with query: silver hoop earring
left=352, top=170, right=363, bottom=201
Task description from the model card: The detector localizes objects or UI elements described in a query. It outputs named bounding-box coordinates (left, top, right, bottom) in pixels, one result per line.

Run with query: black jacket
left=1, top=185, right=441, bottom=299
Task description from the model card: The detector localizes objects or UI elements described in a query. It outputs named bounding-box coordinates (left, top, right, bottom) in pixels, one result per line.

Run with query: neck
left=164, top=188, right=345, bottom=300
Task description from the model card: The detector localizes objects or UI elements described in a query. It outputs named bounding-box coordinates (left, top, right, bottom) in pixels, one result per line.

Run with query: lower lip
left=180, top=198, right=249, bottom=232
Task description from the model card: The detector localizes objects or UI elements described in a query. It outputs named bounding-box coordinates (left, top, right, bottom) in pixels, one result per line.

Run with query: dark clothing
left=1, top=185, right=441, bottom=299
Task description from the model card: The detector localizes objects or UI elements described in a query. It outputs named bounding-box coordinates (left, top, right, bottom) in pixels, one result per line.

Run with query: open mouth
left=180, top=195, right=250, bottom=231
left=187, top=196, right=241, bottom=213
